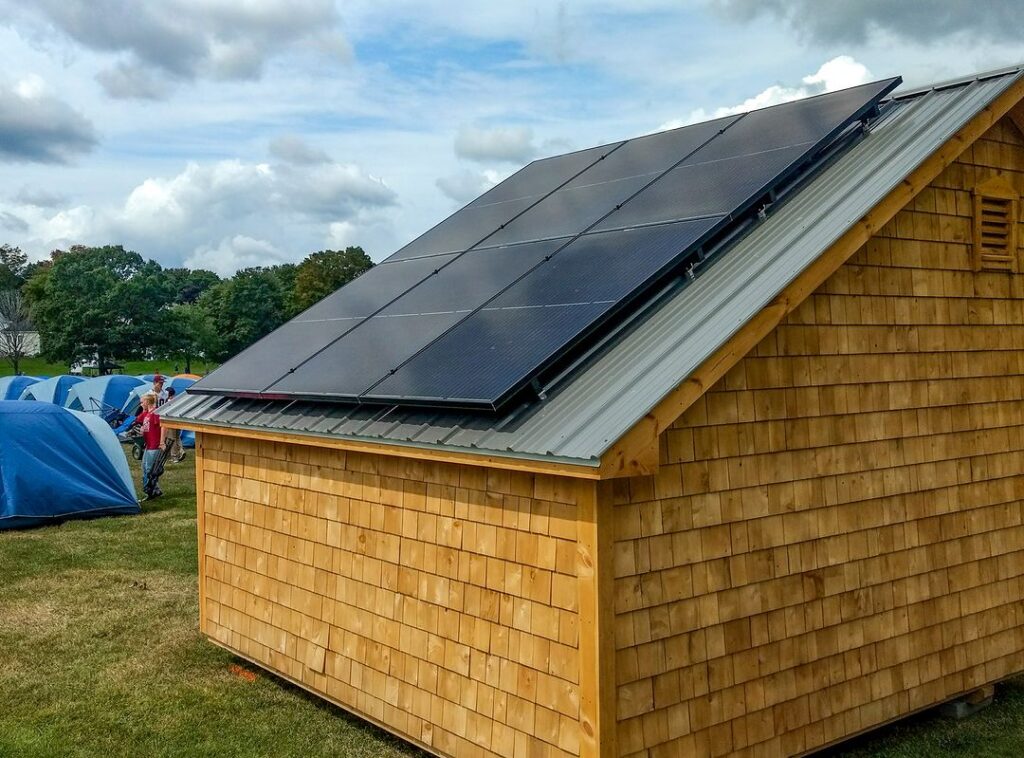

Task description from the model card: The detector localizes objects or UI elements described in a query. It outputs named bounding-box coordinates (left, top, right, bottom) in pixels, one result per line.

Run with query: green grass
left=0, top=455, right=420, bottom=758
left=822, top=681, right=1024, bottom=757
left=1, top=357, right=217, bottom=378
left=2, top=457, right=1023, bottom=757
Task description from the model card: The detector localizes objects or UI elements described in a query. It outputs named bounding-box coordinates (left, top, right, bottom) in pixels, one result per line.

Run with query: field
left=1, top=454, right=1023, bottom=757
left=0, top=455, right=419, bottom=758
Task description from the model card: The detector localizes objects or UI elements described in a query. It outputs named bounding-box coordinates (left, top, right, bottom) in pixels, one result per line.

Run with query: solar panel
left=387, top=141, right=623, bottom=261
left=265, top=238, right=567, bottom=397
left=479, top=114, right=739, bottom=248
left=191, top=77, right=900, bottom=409
left=196, top=253, right=459, bottom=394
left=594, top=79, right=899, bottom=233
left=364, top=220, right=719, bottom=405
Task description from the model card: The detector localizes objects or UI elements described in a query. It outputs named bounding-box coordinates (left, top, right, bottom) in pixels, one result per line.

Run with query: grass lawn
left=1, top=357, right=217, bottom=378
left=1, top=454, right=1023, bottom=757
left=0, top=454, right=420, bottom=758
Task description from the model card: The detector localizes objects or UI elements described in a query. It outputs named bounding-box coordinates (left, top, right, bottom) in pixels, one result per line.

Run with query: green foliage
left=23, top=245, right=174, bottom=367
left=163, top=302, right=216, bottom=373
left=13, top=241, right=374, bottom=370
left=292, top=247, right=373, bottom=315
left=0, top=244, right=28, bottom=290
left=162, top=267, right=221, bottom=304
left=199, top=266, right=292, bottom=362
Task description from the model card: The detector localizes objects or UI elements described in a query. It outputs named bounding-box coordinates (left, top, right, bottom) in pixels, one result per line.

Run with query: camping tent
left=0, top=375, right=40, bottom=400
left=0, top=402, right=139, bottom=530
left=121, top=377, right=196, bottom=416
left=67, top=409, right=135, bottom=495
left=19, top=374, right=86, bottom=406
left=64, top=375, right=145, bottom=423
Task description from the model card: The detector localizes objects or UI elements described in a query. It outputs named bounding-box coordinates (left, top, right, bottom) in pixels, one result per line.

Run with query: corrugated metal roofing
left=163, top=67, right=1024, bottom=466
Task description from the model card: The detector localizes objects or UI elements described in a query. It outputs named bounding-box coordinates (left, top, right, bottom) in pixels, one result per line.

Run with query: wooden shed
left=164, top=66, right=1024, bottom=757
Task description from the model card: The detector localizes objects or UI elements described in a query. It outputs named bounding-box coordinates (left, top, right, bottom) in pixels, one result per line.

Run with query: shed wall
left=612, top=117, right=1024, bottom=756
left=196, top=433, right=590, bottom=757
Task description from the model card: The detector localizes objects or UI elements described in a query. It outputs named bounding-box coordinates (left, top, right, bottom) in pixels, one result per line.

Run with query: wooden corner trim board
left=576, top=480, right=618, bottom=758
left=597, top=73, right=1024, bottom=479
left=162, top=418, right=604, bottom=480
left=194, top=433, right=208, bottom=631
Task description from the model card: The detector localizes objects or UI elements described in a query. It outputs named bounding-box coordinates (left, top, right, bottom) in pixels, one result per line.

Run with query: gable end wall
left=611, top=117, right=1024, bottom=756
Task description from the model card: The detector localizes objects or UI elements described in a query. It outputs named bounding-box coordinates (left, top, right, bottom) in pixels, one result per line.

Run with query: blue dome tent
left=19, top=374, right=87, bottom=406
left=121, top=377, right=197, bottom=416
left=0, top=402, right=139, bottom=530
left=0, top=375, right=41, bottom=400
left=117, top=378, right=197, bottom=449
left=64, top=375, right=145, bottom=423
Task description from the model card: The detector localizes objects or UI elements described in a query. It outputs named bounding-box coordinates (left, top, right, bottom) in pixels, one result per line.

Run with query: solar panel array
left=192, top=78, right=900, bottom=411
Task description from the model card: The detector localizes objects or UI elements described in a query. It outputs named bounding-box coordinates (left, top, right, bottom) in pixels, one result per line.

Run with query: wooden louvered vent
left=972, top=175, right=1019, bottom=272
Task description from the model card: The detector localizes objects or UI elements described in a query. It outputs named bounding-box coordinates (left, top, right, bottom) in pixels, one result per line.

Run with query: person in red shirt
left=138, top=392, right=163, bottom=499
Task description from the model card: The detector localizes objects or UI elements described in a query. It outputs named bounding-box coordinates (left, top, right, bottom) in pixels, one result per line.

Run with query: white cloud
left=11, top=188, right=68, bottom=209
left=435, top=169, right=505, bottom=204
left=660, top=56, right=872, bottom=130
left=2, top=155, right=398, bottom=271
left=715, top=0, right=1024, bottom=45
left=269, top=135, right=330, bottom=165
left=184, top=235, right=289, bottom=276
left=454, top=125, right=537, bottom=164
left=6, top=0, right=351, bottom=99
left=326, top=221, right=357, bottom=249
left=96, top=62, right=171, bottom=100
left=0, top=75, right=96, bottom=163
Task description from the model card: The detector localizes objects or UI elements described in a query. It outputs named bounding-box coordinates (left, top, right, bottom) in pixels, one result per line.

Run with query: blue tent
left=122, top=377, right=196, bottom=416
left=0, top=375, right=41, bottom=400
left=137, top=374, right=156, bottom=382
left=64, top=375, right=146, bottom=423
left=19, top=374, right=87, bottom=406
left=0, top=402, right=139, bottom=530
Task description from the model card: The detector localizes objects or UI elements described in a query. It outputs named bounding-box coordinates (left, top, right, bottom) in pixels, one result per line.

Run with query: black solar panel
left=191, top=77, right=900, bottom=409
left=480, top=114, right=739, bottom=248
left=365, top=219, right=719, bottom=405
left=387, top=141, right=623, bottom=261
left=196, top=253, right=458, bottom=393
left=264, top=238, right=567, bottom=397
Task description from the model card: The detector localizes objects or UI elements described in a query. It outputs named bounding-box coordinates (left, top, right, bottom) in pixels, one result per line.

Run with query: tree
left=163, top=302, right=215, bottom=374
left=199, top=267, right=291, bottom=362
left=162, top=267, right=221, bottom=304
left=23, top=245, right=173, bottom=371
left=0, top=289, right=34, bottom=374
left=0, top=244, right=28, bottom=290
left=291, top=247, right=373, bottom=315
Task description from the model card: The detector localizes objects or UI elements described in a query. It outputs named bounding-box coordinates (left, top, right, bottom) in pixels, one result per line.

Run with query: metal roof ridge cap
left=891, top=64, right=1023, bottom=100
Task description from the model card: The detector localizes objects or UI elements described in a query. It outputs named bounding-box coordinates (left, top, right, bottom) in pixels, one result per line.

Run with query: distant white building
left=0, top=317, right=40, bottom=357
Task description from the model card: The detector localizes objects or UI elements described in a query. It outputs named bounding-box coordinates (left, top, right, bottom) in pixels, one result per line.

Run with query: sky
left=1, top=1, right=1023, bottom=276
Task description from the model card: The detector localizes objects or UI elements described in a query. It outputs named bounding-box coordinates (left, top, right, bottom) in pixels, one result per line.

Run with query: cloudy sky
left=1, top=1, right=1023, bottom=276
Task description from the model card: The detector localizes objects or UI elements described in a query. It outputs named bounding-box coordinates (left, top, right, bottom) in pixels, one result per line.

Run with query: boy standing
left=138, top=392, right=163, bottom=499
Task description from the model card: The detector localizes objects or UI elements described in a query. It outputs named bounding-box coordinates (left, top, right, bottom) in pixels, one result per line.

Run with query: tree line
left=0, top=242, right=373, bottom=374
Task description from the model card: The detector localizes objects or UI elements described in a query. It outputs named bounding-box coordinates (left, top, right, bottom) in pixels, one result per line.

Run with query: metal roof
left=163, top=67, right=1024, bottom=466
